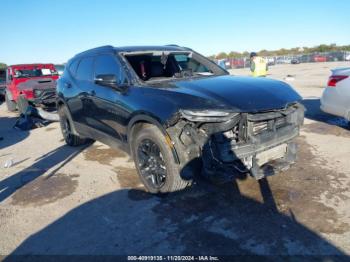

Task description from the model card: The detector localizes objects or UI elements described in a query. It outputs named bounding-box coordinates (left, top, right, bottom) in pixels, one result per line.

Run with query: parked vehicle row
left=215, top=51, right=350, bottom=68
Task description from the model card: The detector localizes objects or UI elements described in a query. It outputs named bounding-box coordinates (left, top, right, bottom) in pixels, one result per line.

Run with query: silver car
left=321, top=67, right=350, bottom=125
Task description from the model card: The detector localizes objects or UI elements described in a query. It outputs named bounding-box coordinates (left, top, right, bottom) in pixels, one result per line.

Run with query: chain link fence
left=215, top=51, right=350, bottom=69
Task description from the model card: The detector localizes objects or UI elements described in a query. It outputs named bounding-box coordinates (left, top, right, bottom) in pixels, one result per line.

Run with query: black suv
left=57, top=45, right=304, bottom=193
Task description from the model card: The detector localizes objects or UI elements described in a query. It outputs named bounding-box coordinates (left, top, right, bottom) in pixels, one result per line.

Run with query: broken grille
left=249, top=115, right=289, bottom=136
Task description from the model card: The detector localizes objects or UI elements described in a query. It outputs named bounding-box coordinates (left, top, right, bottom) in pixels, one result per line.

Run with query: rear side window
left=94, top=55, right=126, bottom=84
left=76, top=57, right=94, bottom=81
left=69, top=59, right=79, bottom=76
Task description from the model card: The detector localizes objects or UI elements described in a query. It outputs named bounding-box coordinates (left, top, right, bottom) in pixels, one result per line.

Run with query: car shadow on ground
left=0, top=144, right=89, bottom=203
left=6, top=176, right=347, bottom=258
left=302, top=98, right=349, bottom=130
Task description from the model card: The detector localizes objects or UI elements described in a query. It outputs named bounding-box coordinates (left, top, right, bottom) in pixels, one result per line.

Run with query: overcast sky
left=1, top=0, right=349, bottom=64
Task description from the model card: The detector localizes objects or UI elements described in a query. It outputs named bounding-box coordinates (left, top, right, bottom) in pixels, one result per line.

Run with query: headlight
left=180, top=109, right=237, bottom=122
left=34, top=89, right=43, bottom=97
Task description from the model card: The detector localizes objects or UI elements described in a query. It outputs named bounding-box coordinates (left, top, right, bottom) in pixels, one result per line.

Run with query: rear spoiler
left=331, top=67, right=350, bottom=75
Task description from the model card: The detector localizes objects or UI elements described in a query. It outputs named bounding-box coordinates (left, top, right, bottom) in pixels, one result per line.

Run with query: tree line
left=209, top=44, right=350, bottom=59
left=1, top=44, right=349, bottom=66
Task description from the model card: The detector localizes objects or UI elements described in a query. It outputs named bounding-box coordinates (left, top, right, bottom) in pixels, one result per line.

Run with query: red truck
left=4, top=64, right=59, bottom=112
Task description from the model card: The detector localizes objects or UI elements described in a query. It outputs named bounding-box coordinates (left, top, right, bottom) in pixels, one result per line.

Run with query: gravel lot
left=0, top=62, right=350, bottom=257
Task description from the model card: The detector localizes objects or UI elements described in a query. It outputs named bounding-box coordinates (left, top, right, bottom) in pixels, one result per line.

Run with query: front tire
left=5, top=91, right=17, bottom=112
left=58, top=105, right=88, bottom=146
left=132, top=124, right=191, bottom=194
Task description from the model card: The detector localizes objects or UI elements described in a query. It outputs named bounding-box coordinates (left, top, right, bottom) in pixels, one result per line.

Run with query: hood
left=164, top=75, right=302, bottom=112
left=16, top=78, right=56, bottom=91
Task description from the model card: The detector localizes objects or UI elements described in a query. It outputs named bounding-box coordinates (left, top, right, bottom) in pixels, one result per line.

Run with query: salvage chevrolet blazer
left=57, top=45, right=304, bottom=193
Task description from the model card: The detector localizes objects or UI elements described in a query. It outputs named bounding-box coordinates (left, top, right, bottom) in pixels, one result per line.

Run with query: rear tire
left=17, top=94, right=30, bottom=115
left=58, top=105, right=88, bottom=146
left=131, top=124, right=191, bottom=194
left=5, top=91, right=17, bottom=112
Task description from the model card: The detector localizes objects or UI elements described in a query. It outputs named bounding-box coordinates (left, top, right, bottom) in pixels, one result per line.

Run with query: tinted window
left=69, top=59, right=79, bottom=76
left=76, top=57, right=94, bottom=81
left=94, top=55, right=126, bottom=84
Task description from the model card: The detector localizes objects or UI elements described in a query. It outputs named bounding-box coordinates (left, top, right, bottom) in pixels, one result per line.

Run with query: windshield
left=13, top=68, right=58, bottom=78
left=123, top=51, right=227, bottom=82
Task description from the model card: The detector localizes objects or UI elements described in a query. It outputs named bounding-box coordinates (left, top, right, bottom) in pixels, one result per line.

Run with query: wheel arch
left=57, top=99, right=79, bottom=135
left=127, top=114, right=180, bottom=164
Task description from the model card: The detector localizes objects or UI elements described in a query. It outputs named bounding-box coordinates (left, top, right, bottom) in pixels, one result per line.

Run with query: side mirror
left=94, top=74, right=118, bottom=87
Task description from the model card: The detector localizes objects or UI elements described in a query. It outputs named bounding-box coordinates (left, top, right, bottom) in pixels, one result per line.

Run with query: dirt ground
left=0, top=62, right=350, bottom=257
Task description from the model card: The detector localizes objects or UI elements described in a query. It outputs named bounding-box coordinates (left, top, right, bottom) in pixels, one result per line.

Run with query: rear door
left=67, top=57, right=95, bottom=134
left=87, top=54, right=129, bottom=141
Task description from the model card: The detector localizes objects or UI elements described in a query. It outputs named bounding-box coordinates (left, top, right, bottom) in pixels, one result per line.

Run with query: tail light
left=328, top=75, right=348, bottom=87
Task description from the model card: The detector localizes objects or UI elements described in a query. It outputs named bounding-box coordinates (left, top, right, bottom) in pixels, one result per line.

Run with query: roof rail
left=75, top=45, right=115, bottom=57
left=166, top=44, right=192, bottom=51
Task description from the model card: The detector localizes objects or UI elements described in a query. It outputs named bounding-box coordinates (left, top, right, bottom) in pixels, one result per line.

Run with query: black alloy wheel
left=137, top=139, right=167, bottom=190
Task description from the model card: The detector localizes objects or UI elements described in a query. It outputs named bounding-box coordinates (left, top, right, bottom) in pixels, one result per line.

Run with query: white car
left=346, top=53, right=350, bottom=61
left=321, top=67, right=350, bottom=124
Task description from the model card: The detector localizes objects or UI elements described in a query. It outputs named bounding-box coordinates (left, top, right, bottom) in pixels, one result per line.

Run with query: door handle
left=64, top=82, right=72, bottom=88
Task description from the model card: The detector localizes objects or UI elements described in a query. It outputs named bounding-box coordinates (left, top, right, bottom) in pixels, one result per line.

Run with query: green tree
left=212, top=44, right=350, bottom=59
left=207, top=55, right=216, bottom=61
left=0, top=63, right=7, bottom=69
left=216, top=52, right=228, bottom=59
left=228, top=51, right=241, bottom=58
left=258, top=49, right=270, bottom=56
left=317, top=44, right=332, bottom=52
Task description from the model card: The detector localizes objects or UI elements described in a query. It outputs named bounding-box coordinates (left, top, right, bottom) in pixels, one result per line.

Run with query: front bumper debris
left=167, top=103, right=304, bottom=183
left=33, top=88, right=57, bottom=106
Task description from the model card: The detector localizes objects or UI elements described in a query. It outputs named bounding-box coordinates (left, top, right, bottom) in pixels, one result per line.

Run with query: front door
left=86, top=54, right=130, bottom=142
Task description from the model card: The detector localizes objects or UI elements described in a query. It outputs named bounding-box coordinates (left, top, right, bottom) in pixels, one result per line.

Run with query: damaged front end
left=17, top=78, right=57, bottom=109
left=166, top=103, right=304, bottom=183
